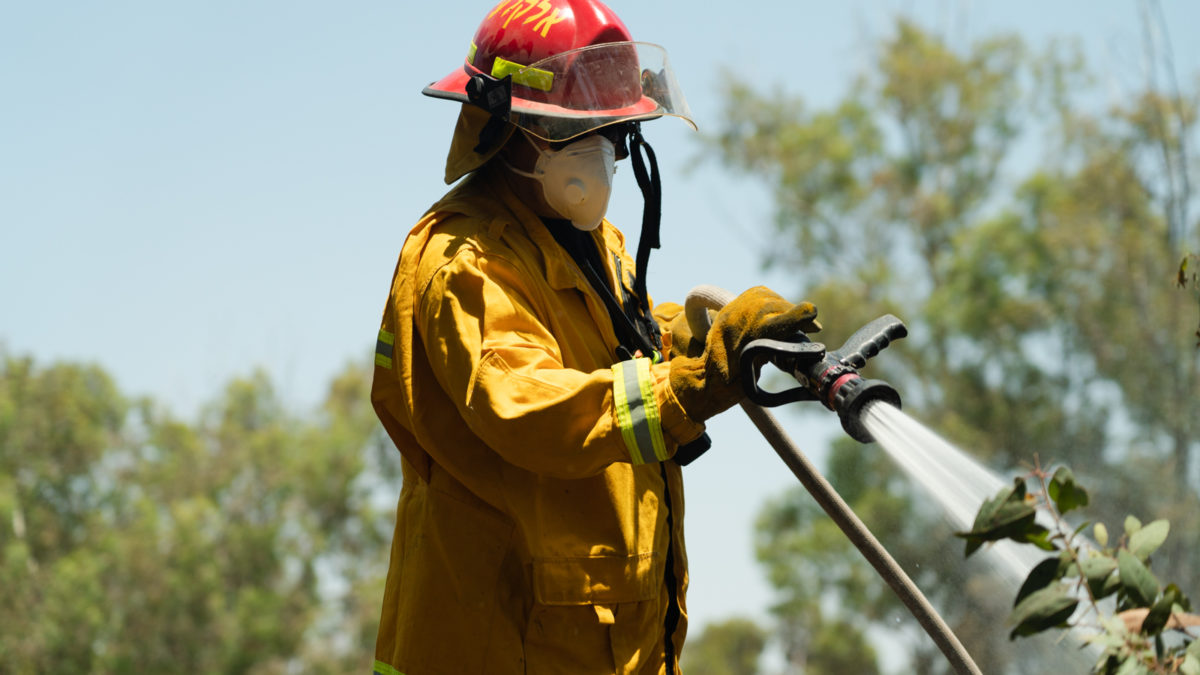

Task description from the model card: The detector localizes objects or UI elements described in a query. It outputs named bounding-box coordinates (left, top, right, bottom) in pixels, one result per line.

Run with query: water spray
left=684, top=285, right=982, bottom=675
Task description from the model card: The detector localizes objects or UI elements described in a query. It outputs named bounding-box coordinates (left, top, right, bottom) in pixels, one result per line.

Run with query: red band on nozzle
left=827, top=372, right=861, bottom=409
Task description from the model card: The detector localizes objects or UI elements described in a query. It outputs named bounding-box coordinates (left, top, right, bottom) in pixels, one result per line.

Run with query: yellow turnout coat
left=371, top=163, right=705, bottom=675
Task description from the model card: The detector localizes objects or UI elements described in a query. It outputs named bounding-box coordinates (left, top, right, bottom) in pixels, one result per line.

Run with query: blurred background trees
left=684, top=7, right=1199, bottom=675
left=0, top=355, right=398, bottom=672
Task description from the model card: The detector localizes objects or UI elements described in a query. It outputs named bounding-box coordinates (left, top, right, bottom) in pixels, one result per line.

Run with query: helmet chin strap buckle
left=466, top=73, right=512, bottom=154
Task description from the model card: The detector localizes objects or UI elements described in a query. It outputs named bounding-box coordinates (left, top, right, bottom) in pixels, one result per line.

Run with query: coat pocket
left=531, top=552, right=662, bottom=606
left=525, top=555, right=666, bottom=675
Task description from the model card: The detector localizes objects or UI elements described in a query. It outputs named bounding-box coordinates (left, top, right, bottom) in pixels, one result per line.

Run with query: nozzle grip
left=739, top=337, right=825, bottom=407
left=833, top=314, right=908, bottom=369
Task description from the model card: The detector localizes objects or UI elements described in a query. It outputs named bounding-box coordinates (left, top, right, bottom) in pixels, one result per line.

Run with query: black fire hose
left=684, top=285, right=981, bottom=675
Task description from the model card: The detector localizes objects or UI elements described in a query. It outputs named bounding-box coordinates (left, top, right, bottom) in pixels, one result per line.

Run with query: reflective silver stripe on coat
left=611, top=358, right=668, bottom=464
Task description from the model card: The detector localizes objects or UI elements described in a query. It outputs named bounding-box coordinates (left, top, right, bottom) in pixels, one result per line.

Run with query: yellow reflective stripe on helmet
left=467, top=41, right=477, bottom=65
left=373, top=660, right=405, bottom=675
left=611, top=358, right=668, bottom=464
left=491, top=55, right=555, bottom=92
left=375, top=329, right=395, bottom=369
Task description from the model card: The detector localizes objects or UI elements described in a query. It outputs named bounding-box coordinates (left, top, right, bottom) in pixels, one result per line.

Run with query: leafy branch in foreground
left=957, top=463, right=1200, bottom=673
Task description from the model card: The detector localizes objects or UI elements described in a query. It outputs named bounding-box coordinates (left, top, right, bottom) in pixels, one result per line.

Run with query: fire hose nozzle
left=829, top=376, right=901, bottom=443
left=739, top=314, right=908, bottom=443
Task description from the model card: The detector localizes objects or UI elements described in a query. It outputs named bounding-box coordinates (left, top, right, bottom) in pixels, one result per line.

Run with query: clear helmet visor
left=503, top=42, right=695, bottom=142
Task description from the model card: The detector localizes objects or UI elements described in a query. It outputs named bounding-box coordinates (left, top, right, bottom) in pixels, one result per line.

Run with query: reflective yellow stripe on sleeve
left=373, top=660, right=404, bottom=675
left=611, top=357, right=668, bottom=465
left=375, top=329, right=395, bottom=369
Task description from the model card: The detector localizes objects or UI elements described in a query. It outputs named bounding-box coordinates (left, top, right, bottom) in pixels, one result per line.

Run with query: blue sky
left=4, top=0, right=1200, bottom=651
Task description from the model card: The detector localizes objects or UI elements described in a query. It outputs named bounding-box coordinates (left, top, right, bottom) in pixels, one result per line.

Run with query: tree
left=693, top=13, right=1199, bottom=674
left=752, top=442, right=893, bottom=674
left=681, top=618, right=769, bottom=675
left=0, top=352, right=397, bottom=673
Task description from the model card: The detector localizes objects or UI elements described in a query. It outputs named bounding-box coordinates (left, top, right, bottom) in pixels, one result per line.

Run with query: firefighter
left=370, top=1, right=821, bottom=673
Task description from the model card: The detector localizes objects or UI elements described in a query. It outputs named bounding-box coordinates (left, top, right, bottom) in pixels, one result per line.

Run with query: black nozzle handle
left=739, top=337, right=825, bottom=407
left=832, top=314, right=908, bottom=369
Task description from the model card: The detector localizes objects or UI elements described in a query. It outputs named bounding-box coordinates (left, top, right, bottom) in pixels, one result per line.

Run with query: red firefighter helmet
left=424, top=0, right=694, bottom=142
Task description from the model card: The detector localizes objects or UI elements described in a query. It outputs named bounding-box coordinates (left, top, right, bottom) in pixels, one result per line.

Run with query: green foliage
left=0, top=352, right=396, bottom=673
left=957, top=467, right=1198, bottom=673
left=803, top=613, right=881, bottom=675
left=748, top=439, right=910, bottom=672
left=958, top=477, right=1047, bottom=557
left=1049, top=466, right=1090, bottom=515
left=680, top=618, right=768, bottom=675
left=1008, top=582, right=1077, bottom=639
left=1130, top=520, right=1171, bottom=562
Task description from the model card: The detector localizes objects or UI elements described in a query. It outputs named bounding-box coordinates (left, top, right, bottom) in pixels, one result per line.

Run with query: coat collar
left=428, top=163, right=631, bottom=293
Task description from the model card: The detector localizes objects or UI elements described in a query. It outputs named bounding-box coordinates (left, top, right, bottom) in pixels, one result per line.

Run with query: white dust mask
left=506, top=132, right=616, bottom=231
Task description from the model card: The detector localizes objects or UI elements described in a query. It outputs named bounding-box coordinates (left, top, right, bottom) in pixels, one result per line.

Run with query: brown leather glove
left=651, top=302, right=698, bottom=362
left=668, top=287, right=821, bottom=422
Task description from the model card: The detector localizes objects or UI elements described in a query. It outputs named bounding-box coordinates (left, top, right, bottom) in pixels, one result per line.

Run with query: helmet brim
left=426, top=70, right=663, bottom=127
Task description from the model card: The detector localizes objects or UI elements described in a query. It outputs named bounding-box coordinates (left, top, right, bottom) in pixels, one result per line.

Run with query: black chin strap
left=625, top=122, right=665, bottom=353
left=627, top=122, right=661, bottom=314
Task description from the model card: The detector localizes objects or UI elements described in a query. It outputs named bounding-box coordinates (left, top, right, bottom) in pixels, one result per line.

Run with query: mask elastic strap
left=501, top=157, right=537, bottom=180
left=499, top=131, right=544, bottom=179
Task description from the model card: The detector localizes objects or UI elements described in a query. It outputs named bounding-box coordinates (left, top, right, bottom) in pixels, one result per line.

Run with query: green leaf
left=1117, top=549, right=1160, bottom=606
left=957, top=478, right=1039, bottom=557
left=1128, top=519, right=1169, bottom=561
left=1165, top=583, right=1193, bottom=612
left=1015, top=557, right=1066, bottom=607
left=1100, top=570, right=1123, bottom=599
left=1180, top=653, right=1199, bottom=675
left=975, top=478, right=1026, bottom=524
left=1008, top=582, right=1078, bottom=640
left=1079, top=553, right=1118, bottom=598
left=959, top=534, right=985, bottom=558
left=1047, top=466, right=1089, bottom=514
left=1096, top=655, right=1119, bottom=675
left=1114, top=657, right=1147, bottom=675
left=1019, top=524, right=1057, bottom=551
left=1141, top=585, right=1189, bottom=635
left=1124, top=515, right=1143, bottom=538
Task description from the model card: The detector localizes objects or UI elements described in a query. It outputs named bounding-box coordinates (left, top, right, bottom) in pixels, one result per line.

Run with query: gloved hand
left=651, top=302, right=699, bottom=362
left=668, top=287, right=821, bottom=422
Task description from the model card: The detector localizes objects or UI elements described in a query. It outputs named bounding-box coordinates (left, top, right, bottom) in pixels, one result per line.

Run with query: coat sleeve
left=416, top=246, right=704, bottom=479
